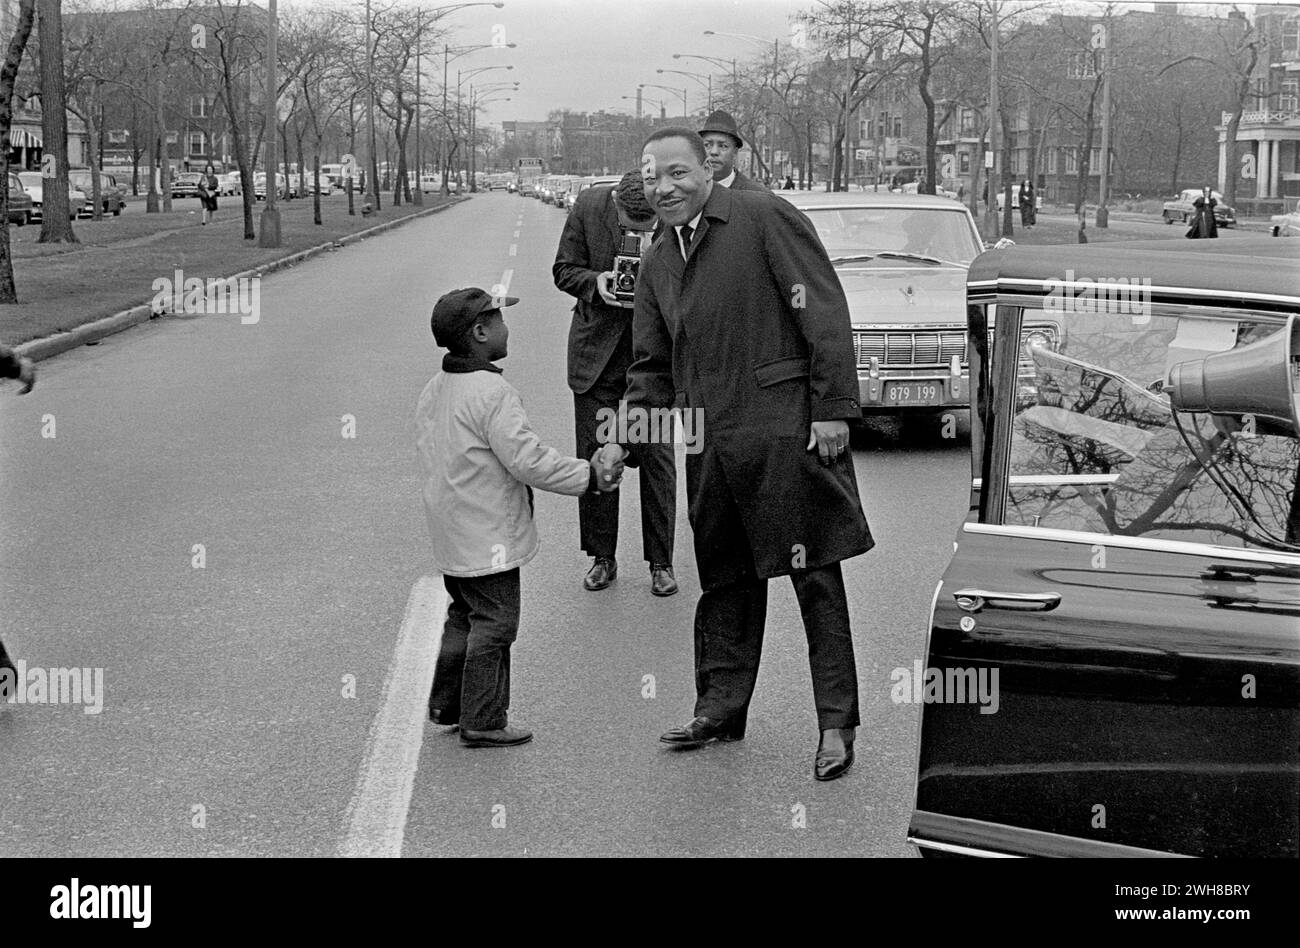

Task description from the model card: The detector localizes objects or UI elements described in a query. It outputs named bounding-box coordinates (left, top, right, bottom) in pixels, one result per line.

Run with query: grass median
left=1, top=191, right=458, bottom=346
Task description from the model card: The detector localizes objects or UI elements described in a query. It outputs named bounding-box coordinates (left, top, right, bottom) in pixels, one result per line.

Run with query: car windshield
left=18, top=172, right=39, bottom=186
left=801, top=206, right=982, bottom=266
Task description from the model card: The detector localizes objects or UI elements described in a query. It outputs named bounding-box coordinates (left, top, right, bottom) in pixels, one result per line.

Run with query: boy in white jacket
left=417, top=288, right=624, bottom=747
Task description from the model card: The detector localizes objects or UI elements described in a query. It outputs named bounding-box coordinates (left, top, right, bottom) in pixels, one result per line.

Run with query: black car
left=909, top=238, right=1300, bottom=858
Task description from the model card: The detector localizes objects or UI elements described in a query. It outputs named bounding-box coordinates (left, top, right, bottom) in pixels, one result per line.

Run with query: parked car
left=994, top=188, right=1042, bottom=211
left=908, top=237, right=1300, bottom=858
left=1270, top=207, right=1300, bottom=237
left=68, top=169, right=126, bottom=215
left=217, top=172, right=243, bottom=196
left=1162, top=188, right=1236, bottom=227
left=774, top=190, right=1040, bottom=416
left=253, top=172, right=289, bottom=200
left=16, top=171, right=84, bottom=221
left=5, top=173, right=33, bottom=225
left=171, top=172, right=205, bottom=199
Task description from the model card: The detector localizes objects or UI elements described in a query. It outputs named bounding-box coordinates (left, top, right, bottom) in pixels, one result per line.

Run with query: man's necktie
left=679, top=223, right=694, bottom=260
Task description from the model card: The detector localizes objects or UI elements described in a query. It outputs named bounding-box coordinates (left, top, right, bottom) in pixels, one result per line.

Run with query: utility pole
left=413, top=7, right=423, bottom=205
left=366, top=0, right=380, bottom=210
left=1095, top=17, right=1111, bottom=227
left=441, top=44, right=450, bottom=196
left=984, top=0, right=1000, bottom=240
left=841, top=14, right=851, bottom=191
left=258, top=0, right=280, bottom=247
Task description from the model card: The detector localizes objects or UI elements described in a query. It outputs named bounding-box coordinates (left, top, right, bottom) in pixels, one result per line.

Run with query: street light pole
left=258, top=0, right=280, bottom=246
left=366, top=0, right=380, bottom=210
left=442, top=43, right=449, bottom=195
left=1096, top=16, right=1111, bottom=228
left=985, top=0, right=1000, bottom=240
left=413, top=7, right=423, bottom=205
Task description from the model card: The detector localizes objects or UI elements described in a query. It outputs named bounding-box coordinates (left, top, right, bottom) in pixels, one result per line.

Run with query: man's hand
left=595, top=271, right=621, bottom=307
left=591, top=443, right=627, bottom=492
left=807, top=420, right=850, bottom=465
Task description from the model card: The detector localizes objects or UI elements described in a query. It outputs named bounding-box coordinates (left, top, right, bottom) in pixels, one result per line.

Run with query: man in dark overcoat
left=553, top=172, right=678, bottom=595
left=607, top=127, right=874, bottom=781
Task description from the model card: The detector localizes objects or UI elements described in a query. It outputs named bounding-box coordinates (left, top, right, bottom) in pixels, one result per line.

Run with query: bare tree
left=36, top=0, right=76, bottom=242
left=0, top=0, right=37, bottom=303
left=1159, top=6, right=1256, bottom=210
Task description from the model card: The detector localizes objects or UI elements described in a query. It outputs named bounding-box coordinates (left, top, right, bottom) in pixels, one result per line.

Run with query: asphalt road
left=0, top=191, right=971, bottom=857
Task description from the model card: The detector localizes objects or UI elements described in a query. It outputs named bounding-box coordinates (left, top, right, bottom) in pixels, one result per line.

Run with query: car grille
left=854, top=329, right=967, bottom=368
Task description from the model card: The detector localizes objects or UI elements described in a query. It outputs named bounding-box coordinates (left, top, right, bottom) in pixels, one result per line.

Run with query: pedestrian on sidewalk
left=416, top=288, right=625, bottom=748
left=198, top=163, right=219, bottom=225
left=0, top=343, right=34, bottom=692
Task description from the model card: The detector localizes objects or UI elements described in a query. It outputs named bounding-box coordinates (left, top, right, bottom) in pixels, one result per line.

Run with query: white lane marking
left=513, top=230, right=519, bottom=238
left=509, top=244, right=517, bottom=256
left=339, top=575, right=447, bottom=858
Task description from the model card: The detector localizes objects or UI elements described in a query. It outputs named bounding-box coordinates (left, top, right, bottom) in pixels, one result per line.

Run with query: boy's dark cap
left=430, top=287, right=518, bottom=346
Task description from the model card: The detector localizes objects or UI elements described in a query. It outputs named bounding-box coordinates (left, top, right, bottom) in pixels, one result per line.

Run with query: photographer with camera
left=553, top=170, right=678, bottom=597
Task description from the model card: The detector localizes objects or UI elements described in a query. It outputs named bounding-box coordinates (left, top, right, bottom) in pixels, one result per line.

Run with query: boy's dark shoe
left=583, top=556, right=617, bottom=591
left=460, top=726, right=533, bottom=748
left=428, top=706, right=459, bottom=731
left=650, top=564, right=678, bottom=597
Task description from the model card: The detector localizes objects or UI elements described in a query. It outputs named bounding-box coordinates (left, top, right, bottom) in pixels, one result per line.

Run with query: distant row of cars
left=522, top=173, right=623, bottom=212
left=6, top=169, right=127, bottom=224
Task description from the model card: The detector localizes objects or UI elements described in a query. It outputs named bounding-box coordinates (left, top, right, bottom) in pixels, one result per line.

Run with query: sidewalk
left=3, top=192, right=463, bottom=358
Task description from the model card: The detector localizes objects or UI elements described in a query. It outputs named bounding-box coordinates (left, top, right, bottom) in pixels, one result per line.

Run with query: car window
left=1001, top=305, right=1299, bottom=551
left=802, top=206, right=981, bottom=265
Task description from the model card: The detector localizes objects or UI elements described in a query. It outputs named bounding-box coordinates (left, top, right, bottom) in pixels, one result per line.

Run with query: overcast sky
left=289, top=0, right=1220, bottom=127
left=390, top=0, right=812, bottom=125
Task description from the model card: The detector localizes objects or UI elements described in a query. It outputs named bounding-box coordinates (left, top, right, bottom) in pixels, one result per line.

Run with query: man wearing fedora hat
left=698, top=110, right=768, bottom=193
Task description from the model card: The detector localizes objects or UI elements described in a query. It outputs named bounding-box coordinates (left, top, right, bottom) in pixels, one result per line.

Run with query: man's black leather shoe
left=583, top=556, right=617, bottom=591
left=659, top=716, right=745, bottom=748
left=650, top=564, right=678, bottom=597
left=814, top=727, right=855, bottom=781
left=460, top=725, right=533, bottom=748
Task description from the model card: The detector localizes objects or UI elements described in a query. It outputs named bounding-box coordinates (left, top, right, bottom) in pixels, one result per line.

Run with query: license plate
left=884, top=381, right=943, bottom=406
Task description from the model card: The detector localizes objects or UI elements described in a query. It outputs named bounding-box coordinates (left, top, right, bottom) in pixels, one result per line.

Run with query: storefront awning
left=9, top=128, right=42, bottom=149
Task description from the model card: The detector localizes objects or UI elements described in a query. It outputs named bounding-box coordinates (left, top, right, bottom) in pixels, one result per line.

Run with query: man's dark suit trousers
left=572, top=332, right=675, bottom=565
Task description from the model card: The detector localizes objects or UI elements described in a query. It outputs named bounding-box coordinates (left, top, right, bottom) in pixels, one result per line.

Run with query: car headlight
left=1023, top=329, right=1053, bottom=350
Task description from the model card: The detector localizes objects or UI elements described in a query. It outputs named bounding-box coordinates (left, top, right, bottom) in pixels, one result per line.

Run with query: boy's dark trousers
left=428, top=569, right=520, bottom=731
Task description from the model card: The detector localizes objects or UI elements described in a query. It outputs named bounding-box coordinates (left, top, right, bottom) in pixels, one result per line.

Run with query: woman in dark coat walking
left=198, top=163, right=220, bottom=225
left=1186, top=187, right=1219, bottom=239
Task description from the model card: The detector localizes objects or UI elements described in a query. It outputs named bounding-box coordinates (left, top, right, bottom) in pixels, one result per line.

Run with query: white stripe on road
left=509, top=244, right=517, bottom=256
left=513, top=230, right=519, bottom=238
left=339, top=575, right=447, bottom=858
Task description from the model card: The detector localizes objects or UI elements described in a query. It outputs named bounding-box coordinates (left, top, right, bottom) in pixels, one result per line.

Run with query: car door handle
left=953, top=589, right=1062, bottom=613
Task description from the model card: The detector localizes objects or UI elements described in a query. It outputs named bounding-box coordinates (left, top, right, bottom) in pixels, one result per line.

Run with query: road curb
left=16, top=196, right=468, bottom=363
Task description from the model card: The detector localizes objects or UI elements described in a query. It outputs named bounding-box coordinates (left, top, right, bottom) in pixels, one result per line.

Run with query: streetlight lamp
left=458, top=66, right=513, bottom=191
left=704, top=29, right=782, bottom=181
left=468, top=80, right=517, bottom=190
left=442, top=40, right=516, bottom=195
left=622, top=94, right=665, bottom=121
left=640, top=83, right=687, bottom=118
left=658, top=68, right=711, bottom=111
left=674, top=53, right=737, bottom=107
